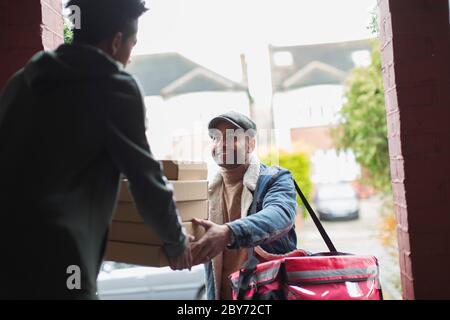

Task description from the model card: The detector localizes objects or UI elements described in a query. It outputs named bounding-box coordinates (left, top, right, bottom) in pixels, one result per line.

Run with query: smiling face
left=210, top=121, right=256, bottom=169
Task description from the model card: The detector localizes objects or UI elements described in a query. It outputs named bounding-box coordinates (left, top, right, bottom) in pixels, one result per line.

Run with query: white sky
left=133, top=0, right=378, bottom=81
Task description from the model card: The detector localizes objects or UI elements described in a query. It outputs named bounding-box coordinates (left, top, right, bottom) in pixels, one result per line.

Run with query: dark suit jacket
left=0, top=44, right=186, bottom=299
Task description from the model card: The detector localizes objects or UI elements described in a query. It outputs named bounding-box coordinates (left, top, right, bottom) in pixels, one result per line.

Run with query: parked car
left=97, top=261, right=206, bottom=300
left=313, top=182, right=360, bottom=221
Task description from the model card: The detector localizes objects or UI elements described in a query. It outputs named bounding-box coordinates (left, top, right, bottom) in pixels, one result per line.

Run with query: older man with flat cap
left=192, top=111, right=298, bottom=300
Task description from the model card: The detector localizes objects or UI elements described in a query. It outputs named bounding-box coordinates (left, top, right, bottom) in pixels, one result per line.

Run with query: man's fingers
left=194, top=245, right=215, bottom=265
left=168, top=258, right=180, bottom=271
left=194, top=244, right=210, bottom=265
left=184, top=244, right=193, bottom=270
left=191, top=244, right=202, bottom=260
left=191, top=237, right=206, bottom=255
left=195, top=249, right=215, bottom=265
left=187, top=248, right=193, bottom=270
left=192, top=218, right=213, bottom=230
left=191, top=234, right=220, bottom=264
left=168, top=247, right=193, bottom=271
left=170, top=257, right=181, bottom=271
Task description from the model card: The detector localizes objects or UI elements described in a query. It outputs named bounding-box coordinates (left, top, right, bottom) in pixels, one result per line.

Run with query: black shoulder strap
left=293, top=179, right=337, bottom=253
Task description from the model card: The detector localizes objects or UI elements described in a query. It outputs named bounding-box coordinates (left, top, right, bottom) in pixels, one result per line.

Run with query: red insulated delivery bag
left=229, top=180, right=383, bottom=300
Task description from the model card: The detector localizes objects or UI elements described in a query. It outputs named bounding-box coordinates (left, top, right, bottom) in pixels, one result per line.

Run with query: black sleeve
left=105, top=76, right=186, bottom=258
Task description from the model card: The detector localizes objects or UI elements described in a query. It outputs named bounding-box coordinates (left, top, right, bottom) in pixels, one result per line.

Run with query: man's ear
left=110, top=32, right=124, bottom=55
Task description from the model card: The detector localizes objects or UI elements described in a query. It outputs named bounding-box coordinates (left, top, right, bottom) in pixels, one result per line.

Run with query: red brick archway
left=0, top=0, right=449, bottom=300
left=0, top=0, right=63, bottom=86
left=379, top=0, right=450, bottom=299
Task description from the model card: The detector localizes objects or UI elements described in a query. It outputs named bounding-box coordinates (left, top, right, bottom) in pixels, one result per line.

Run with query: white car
left=97, top=262, right=206, bottom=300
left=314, top=182, right=360, bottom=221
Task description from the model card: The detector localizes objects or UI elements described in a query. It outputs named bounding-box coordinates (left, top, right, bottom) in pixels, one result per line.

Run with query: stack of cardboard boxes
left=105, top=161, right=209, bottom=267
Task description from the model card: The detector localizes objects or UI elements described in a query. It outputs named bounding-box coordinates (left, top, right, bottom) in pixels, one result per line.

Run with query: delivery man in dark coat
left=0, top=0, right=191, bottom=299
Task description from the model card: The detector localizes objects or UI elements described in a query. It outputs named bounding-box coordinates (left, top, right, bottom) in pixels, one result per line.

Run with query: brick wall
left=0, top=0, right=63, bottom=89
left=378, top=0, right=450, bottom=299
left=41, top=0, right=65, bottom=51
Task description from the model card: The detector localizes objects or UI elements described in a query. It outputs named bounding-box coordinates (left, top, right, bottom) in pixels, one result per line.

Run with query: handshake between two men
left=167, top=218, right=233, bottom=271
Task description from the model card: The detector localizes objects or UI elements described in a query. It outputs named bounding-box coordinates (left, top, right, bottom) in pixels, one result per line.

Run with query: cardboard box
left=109, top=221, right=206, bottom=246
left=176, top=200, right=209, bottom=221
left=114, top=200, right=209, bottom=223
left=169, top=180, right=208, bottom=202
left=160, top=160, right=208, bottom=181
left=118, top=180, right=208, bottom=202
left=105, top=241, right=169, bottom=267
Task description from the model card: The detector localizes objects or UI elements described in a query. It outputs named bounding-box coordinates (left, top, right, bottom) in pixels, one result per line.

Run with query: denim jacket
left=204, top=156, right=298, bottom=299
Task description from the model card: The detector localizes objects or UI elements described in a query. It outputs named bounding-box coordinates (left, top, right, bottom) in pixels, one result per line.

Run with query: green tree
left=261, top=152, right=313, bottom=212
left=64, top=19, right=73, bottom=44
left=367, top=6, right=380, bottom=36
left=333, top=41, right=391, bottom=193
left=336, top=39, right=400, bottom=295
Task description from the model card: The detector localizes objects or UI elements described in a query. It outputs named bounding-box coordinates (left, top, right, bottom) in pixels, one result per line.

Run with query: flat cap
left=208, top=111, right=257, bottom=136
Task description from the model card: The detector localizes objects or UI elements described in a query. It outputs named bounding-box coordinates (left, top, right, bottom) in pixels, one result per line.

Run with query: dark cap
left=208, top=111, right=257, bottom=137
